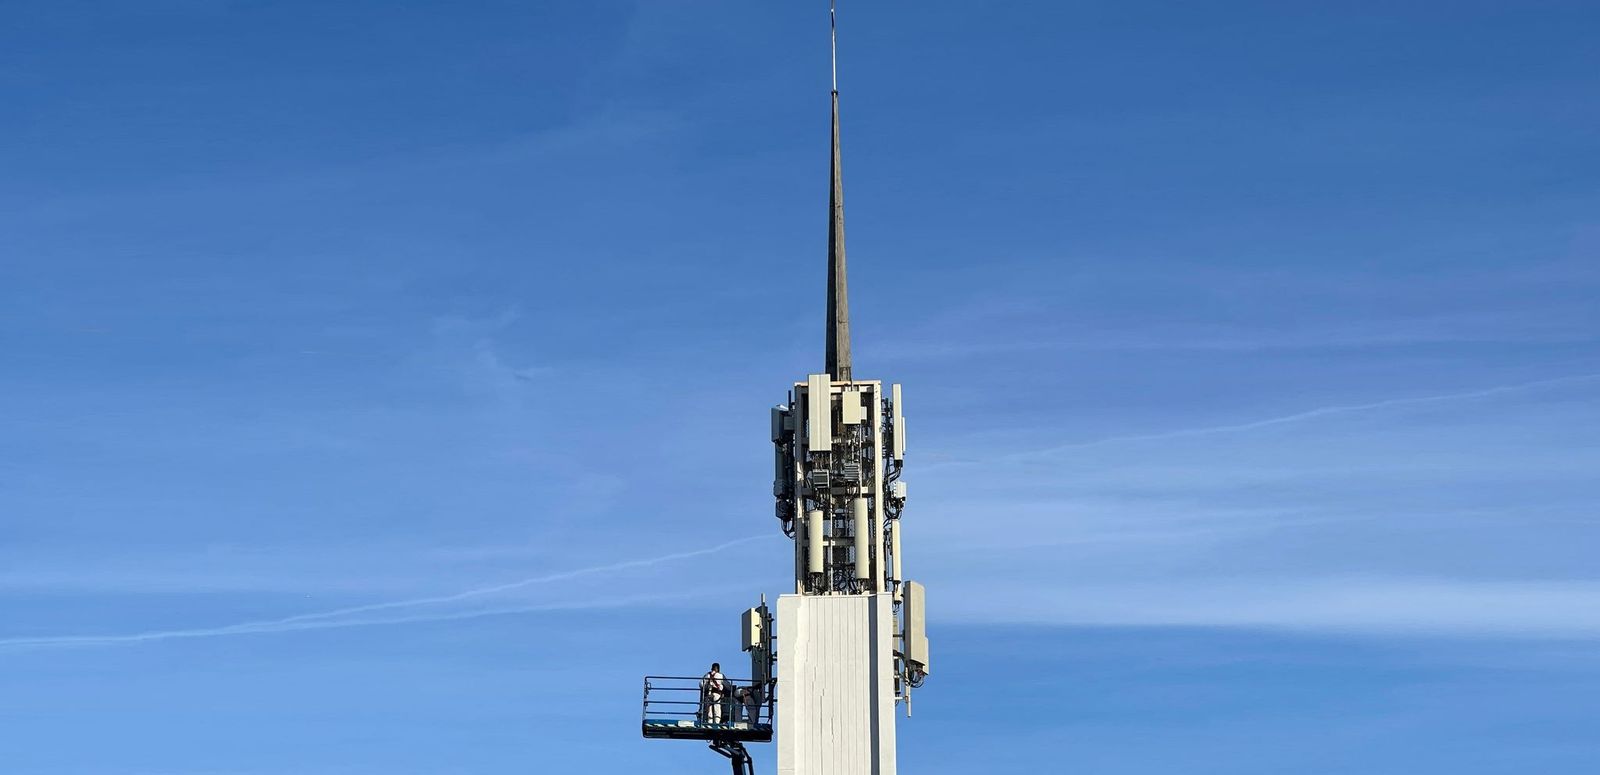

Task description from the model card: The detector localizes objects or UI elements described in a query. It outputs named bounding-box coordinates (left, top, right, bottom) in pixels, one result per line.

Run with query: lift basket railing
left=640, top=675, right=774, bottom=742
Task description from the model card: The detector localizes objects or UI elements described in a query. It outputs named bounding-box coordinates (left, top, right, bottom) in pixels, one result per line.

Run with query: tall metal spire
left=825, top=0, right=852, bottom=382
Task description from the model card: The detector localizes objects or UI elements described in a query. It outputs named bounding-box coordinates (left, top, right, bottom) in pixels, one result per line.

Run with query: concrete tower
left=767, top=4, right=930, bottom=773
left=638, top=7, right=927, bottom=774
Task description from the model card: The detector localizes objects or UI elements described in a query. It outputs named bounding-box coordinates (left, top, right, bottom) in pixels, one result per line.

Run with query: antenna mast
left=825, top=0, right=852, bottom=382
left=830, top=0, right=839, bottom=91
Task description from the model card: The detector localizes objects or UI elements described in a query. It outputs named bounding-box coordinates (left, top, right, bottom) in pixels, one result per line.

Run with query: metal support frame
left=709, top=739, right=755, bottom=775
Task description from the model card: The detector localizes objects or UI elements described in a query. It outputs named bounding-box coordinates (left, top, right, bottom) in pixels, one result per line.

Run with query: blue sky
left=2, top=1, right=1597, bottom=772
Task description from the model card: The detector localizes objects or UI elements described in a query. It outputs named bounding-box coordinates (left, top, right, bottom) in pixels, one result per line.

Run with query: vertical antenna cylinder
left=891, top=519, right=903, bottom=594
left=851, top=497, right=871, bottom=583
left=806, top=508, right=825, bottom=576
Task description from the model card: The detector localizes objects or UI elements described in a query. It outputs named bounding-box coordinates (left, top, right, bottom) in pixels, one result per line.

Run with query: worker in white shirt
left=700, top=662, right=727, bottom=725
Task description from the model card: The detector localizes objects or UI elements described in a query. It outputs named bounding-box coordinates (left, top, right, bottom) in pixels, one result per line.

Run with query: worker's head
left=711, top=662, right=721, bottom=672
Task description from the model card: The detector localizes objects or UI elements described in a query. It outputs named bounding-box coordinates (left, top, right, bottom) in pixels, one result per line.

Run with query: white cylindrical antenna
left=891, top=520, right=903, bottom=598
left=806, top=508, right=826, bottom=577
left=851, top=497, right=871, bottom=583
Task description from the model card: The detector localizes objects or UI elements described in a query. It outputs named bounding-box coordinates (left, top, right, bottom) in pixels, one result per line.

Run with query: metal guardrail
left=641, top=675, right=774, bottom=742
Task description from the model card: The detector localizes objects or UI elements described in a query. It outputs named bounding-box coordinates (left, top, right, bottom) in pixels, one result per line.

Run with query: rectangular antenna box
left=741, top=607, right=764, bottom=652
left=903, top=580, right=930, bottom=672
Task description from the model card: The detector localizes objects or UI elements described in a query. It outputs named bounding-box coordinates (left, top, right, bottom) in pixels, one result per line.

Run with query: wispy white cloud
left=902, top=371, right=1600, bottom=641
left=915, top=504, right=1373, bottom=553
left=874, top=328, right=1600, bottom=362
left=925, top=372, right=1600, bottom=467
left=942, top=577, right=1600, bottom=638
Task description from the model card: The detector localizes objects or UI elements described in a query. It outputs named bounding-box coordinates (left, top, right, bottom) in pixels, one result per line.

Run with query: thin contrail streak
left=257, top=534, right=774, bottom=627
left=0, top=536, right=774, bottom=649
left=1026, top=371, right=1600, bottom=457
left=0, top=590, right=716, bottom=649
